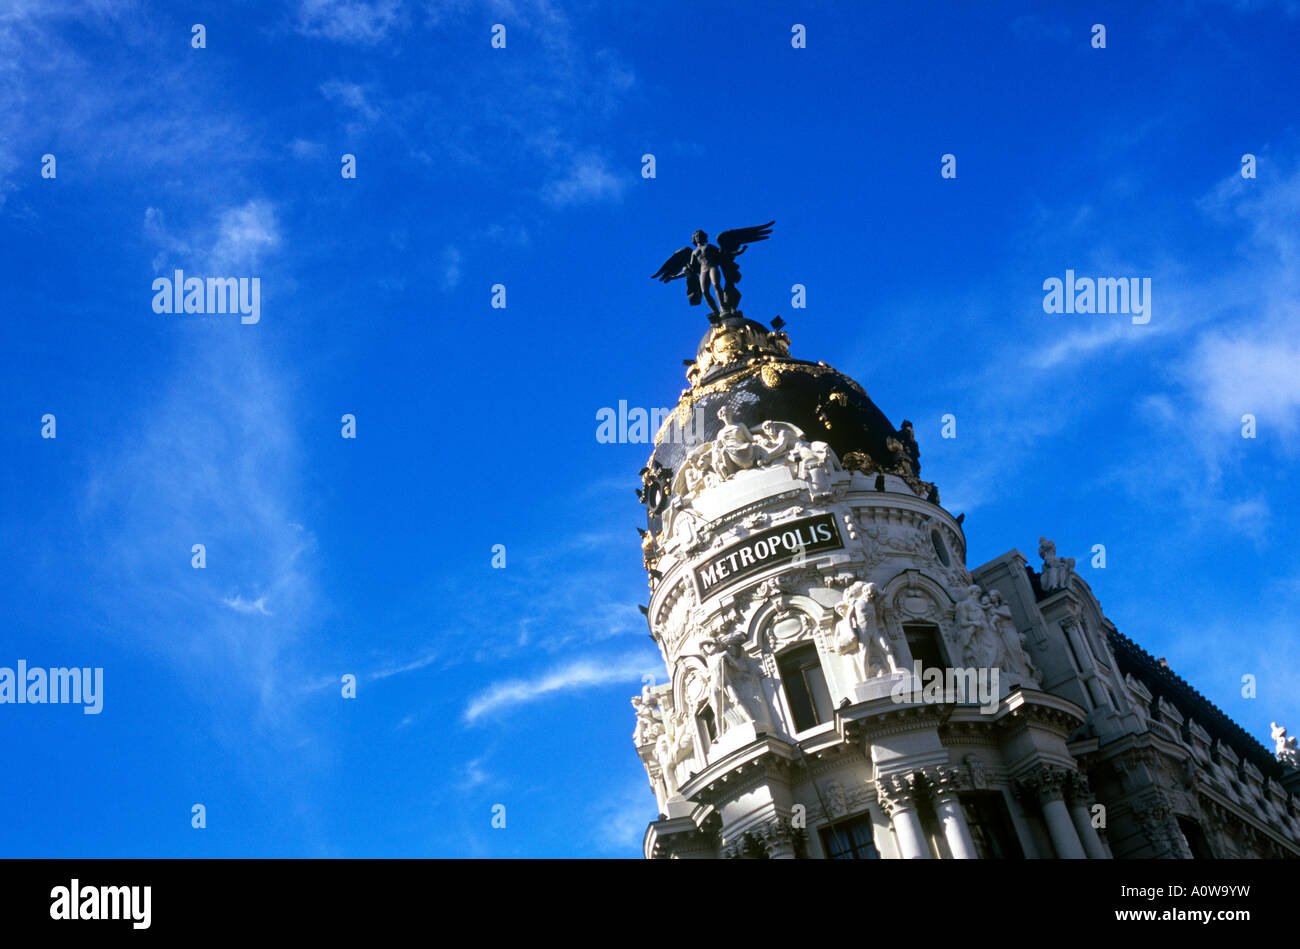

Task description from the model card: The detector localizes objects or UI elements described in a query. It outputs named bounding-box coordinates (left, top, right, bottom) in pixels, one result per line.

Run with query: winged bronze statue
left=651, top=221, right=774, bottom=319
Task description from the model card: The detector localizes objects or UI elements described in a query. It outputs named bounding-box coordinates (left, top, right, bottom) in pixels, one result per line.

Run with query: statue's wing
left=716, top=221, right=775, bottom=255
left=651, top=247, right=693, bottom=282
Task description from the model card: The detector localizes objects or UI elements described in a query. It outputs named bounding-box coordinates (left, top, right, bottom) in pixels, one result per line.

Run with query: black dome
left=639, top=315, right=933, bottom=531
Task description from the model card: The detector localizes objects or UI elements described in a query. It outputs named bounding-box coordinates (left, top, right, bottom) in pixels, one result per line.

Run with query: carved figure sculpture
left=794, top=440, right=838, bottom=500
left=1273, top=722, right=1300, bottom=769
left=653, top=707, right=695, bottom=798
left=673, top=418, right=812, bottom=499
left=833, top=581, right=895, bottom=683
left=1039, top=537, right=1076, bottom=592
left=955, top=584, right=999, bottom=667
left=755, top=420, right=799, bottom=467
left=711, top=407, right=758, bottom=477
left=703, top=631, right=769, bottom=731
left=986, top=589, right=1041, bottom=684
left=632, top=683, right=662, bottom=746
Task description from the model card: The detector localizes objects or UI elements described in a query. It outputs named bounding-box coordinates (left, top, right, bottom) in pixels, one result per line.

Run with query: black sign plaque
left=694, top=513, right=843, bottom=598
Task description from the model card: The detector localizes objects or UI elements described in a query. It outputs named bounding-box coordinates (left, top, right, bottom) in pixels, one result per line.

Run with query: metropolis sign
left=694, top=513, right=843, bottom=598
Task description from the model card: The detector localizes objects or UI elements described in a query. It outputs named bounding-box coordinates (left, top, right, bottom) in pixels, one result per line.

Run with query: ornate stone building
left=631, top=315, right=1300, bottom=859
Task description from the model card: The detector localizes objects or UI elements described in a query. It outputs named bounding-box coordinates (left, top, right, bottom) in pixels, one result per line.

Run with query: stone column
left=1023, top=767, right=1086, bottom=859
left=1066, top=773, right=1109, bottom=859
left=927, top=767, right=977, bottom=859
left=878, top=773, right=931, bottom=859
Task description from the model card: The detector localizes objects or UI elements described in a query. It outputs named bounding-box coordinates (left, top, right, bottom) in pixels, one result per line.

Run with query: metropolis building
left=631, top=314, right=1300, bottom=859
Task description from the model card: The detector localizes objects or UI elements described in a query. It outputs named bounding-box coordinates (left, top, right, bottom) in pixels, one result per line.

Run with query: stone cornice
left=841, top=699, right=956, bottom=742
left=989, top=689, right=1088, bottom=739
left=680, top=736, right=798, bottom=802
left=1196, top=788, right=1300, bottom=855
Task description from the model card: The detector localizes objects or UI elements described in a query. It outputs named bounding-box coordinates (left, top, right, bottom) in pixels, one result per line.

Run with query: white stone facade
left=633, top=417, right=1300, bottom=859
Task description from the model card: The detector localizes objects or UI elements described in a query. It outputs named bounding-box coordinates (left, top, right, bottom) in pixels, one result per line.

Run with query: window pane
left=904, top=624, right=947, bottom=671
left=779, top=646, right=822, bottom=733
left=819, top=815, right=879, bottom=859
left=959, top=792, right=1024, bottom=859
left=784, top=670, right=817, bottom=732
left=697, top=706, right=716, bottom=742
left=805, top=664, right=834, bottom=724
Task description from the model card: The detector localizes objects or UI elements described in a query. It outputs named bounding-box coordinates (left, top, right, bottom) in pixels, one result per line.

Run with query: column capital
left=923, top=766, right=966, bottom=803
left=1066, top=771, right=1095, bottom=808
left=757, top=817, right=798, bottom=858
left=1018, top=765, right=1070, bottom=804
left=876, top=772, right=924, bottom=816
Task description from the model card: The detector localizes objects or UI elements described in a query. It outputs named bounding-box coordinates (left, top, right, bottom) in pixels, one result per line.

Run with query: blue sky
left=1, top=0, right=1298, bottom=857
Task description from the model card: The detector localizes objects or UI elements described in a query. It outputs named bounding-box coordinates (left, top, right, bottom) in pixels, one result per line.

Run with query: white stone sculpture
left=663, top=492, right=706, bottom=550
left=711, top=407, right=759, bottom=477
left=955, top=584, right=999, bottom=667
left=672, top=417, right=811, bottom=499
left=986, top=589, right=1042, bottom=685
left=1039, top=537, right=1076, bottom=592
left=833, top=581, right=896, bottom=683
left=703, top=631, right=770, bottom=732
left=794, top=440, right=838, bottom=500
left=756, top=420, right=799, bottom=464
left=1272, top=722, right=1300, bottom=769
left=632, top=684, right=662, bottom=746
left=652, top=707, right=696, bottom=799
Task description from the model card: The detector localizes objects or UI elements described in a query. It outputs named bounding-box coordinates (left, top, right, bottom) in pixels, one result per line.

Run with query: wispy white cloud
left=79, top=330, right=321, bottom=721
left=296, top=0, right=404, bottom=45
left=320, top=78, right=382, bottom=123
left=0, top=3, right=257, bottom=212
left=1184, top=325, right=1300, bottom=439
left=463, top=653, right=657, bottom=724
left=542, top=153, right=626, bottom=207
left=288, top=138, right=325, bottom=160
left=300, top=3, right=635, bottom=212
left=224, top=595, right=273, bottom=616
left=211, top=200, right=282, bottom=271
left=588, top=780, right=655, bottom=856
left=144, top=200, right=281, bottom=274
left=458, top=755, right=492, bottom=791
left=369, top=649, right=439, bottom=681
left=1028, top=318, right=1164, bottom=371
